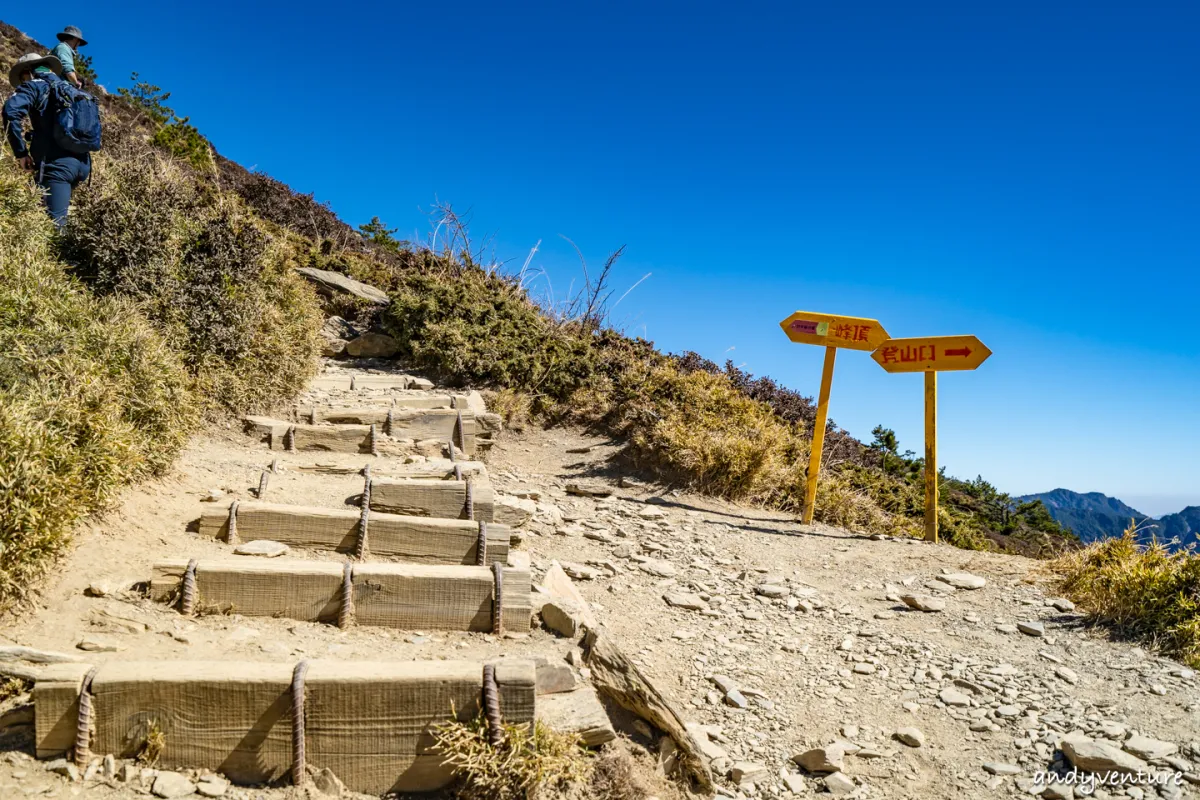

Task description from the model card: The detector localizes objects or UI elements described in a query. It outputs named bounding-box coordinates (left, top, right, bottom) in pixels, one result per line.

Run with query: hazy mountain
left=1018, top=489, right=1198, bottom=549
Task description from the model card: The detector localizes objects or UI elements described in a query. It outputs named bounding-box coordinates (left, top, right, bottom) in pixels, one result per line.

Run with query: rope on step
left=270, top=458, right=279, bottom=474
left=482, top=663, right=504, bottom=748
left=356, top=465, right=372, bottom=559
left=338, top=562, right=355, bottom=629
left=492, top=561, right=505, bottom=635
left=369, top=423, right=379, bottom=457
left=447, top=436, right=456, bottom=462
left=291, top=660, right=310, bottom=786
left=284, top=426, right=296, bottom=453
left=180, top=559, right=198, bottom=617
left=226, top=499, right=240, bottom=545
left=349, top=375, right=357, bottom=391
left=385, top=407, right=395, bottom=436
left=456, top=409, right=466, bottom=455
left=309, top=407, right=317, bottom=425
left=476, top=521, right=488, bottom=566
left=256, top=470, right=269, bottom=499
left=465, top=478, right=475, bottom=522
left=73, top=666, right=99, bottom=769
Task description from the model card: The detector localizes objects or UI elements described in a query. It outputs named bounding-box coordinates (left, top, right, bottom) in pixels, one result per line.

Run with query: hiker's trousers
left=37, top=155, right=90, bottom=228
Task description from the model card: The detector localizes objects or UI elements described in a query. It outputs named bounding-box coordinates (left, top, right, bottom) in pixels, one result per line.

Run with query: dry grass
left=1051, top=522, right=1200, bottom=667
left=135, top=719, right=166, bottom=766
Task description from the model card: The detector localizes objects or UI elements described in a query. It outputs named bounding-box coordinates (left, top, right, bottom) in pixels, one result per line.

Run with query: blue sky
left=9, top=2, right=1199, bottom=515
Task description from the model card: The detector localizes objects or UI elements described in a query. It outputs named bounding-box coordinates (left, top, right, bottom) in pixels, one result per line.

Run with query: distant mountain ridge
left=1018, top=488, right=1199, bottom=550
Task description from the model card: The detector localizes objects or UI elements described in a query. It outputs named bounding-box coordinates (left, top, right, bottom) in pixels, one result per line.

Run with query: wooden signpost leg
left=924, top=371, right=938, bottom=542
left=802, top=346, right=837, bottom=525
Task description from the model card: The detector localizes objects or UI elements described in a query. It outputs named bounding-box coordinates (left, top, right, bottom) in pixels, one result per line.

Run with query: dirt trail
left=0, top=359, right=1196, bottom=800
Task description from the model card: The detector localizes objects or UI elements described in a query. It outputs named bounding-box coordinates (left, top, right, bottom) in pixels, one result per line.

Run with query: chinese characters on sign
left=779, top=312, right=890, bottom=352
left=870, top=335, right=991, bottom=373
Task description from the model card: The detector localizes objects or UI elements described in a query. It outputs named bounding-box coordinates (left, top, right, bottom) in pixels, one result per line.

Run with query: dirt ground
left=0, top=361, right=1196, bottom=800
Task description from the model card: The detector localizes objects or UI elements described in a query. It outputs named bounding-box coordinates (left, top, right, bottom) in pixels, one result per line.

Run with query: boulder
left=536, top=687, right=616, bottom=746
left=794, top=743, right=847, bottom=773
left=1062, top=734, right=1150, bottom=774
left=938, top=572, right=987, bottom=589
left=901, top=594, right=945, bottom=612
left=296, top=267, right=390, bottom=305
left=319, top=316, right=359, bottom=356
left=151, top=771, right=196, bottom=798
left=344, top=332, right=400, bottom=358
left=1123, top=734, right=1178, bottom=761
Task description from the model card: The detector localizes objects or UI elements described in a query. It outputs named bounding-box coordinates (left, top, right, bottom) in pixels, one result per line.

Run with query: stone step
left=151, top=559, right=531, bottom=633
left=34, top=659, right=535, bottom=795
left=368, top=475, right=495, bottom=522
left=198, top=501, right=509, bottom=564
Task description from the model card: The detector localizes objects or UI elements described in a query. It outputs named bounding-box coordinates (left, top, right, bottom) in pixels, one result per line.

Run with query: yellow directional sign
left=779, top=310, right=891, bottom=525
left=870, top=335, right=992, bottom=373
left=869, top=333, right=993, bottom=544
left=779, top=311, right=891, bottom=352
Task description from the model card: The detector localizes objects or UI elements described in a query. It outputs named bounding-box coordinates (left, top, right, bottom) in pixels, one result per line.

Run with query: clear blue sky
left=9, top=2, right=1199, bottom=515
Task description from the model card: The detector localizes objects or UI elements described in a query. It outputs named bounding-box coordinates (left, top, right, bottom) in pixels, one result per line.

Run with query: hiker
left=37, top=26, right=88, bottom=88
left=4, top=52, right=102, bottom=227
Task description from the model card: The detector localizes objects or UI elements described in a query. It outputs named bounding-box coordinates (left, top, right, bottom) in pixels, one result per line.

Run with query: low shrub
left=1052, top=524, right=1200, bottom=667
left=0, top=158, right=195, bottom=609
left=59, top=150, right=322, bottom=413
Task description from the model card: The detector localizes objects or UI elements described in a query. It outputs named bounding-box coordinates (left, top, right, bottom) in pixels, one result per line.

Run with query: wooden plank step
left=242, top=416, right=475, bottom=456
left=310, top=375, right=436, bottom=391
left=34, top=659, right=534, bottom=795
left=150, top=560, right=531, bottom=632
left=369, top=476, right=494, bottom=522
left=294, top=460, right=488, bottom=480
left=198, top=501, right=509, bottom=564
left=294, top=396, right=462, bottom=417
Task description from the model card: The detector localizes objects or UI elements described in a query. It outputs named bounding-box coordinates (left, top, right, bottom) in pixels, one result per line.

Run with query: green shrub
left=1053, top=524, right=1200, bottom=667
left=117, top=74, right=213, bottom=171
left=59, top=153, right=321, bottom=412
left=0, top=159, right=195, bottom=609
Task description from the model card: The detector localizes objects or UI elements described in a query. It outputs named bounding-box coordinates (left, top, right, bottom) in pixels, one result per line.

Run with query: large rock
left=901, top=594, right=945, bottom=612
left=344, top=332, right=400, bottom=358
left=794, top=743, right=847, bottom=773
left=536, top=687, right=616, bottom=746
left=1123, top=734, right=1178, bottom=761
left=1062, top=734, right=1150, bottom=774
left=297, top=267, right=390, bottom=305
left=938, top=572, right=987, bottom=589
left=151, top=771, right=197, bottom=798
left=319, top=316, right=359, bottom=356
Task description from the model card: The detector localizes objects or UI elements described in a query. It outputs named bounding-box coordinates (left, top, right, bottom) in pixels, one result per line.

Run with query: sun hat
left=8, top=53, right=62, bottom=89
left=57, top=26, right=88, bottom=47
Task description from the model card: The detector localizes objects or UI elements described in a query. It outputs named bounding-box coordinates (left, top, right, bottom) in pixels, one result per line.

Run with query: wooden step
left=243, top=414, right=477, bottom=456
left=294, top=460, right=487, bottom=480
left=198, top=501, right=509, bottom=564
left=369, top=476, right=494, bottom=522
left=34, top=659, right=534, bottom=794
left=310, top=375, right=435, bottom=391
left=150, top=560, right=531, bottom=632
left=295, top=396, right=460, bottom=416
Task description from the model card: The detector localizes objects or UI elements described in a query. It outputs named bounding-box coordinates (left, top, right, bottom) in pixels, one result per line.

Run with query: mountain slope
left=1156, top=506, right=1200, bottom=549
left=1017, top=489, right=1148, bottom=543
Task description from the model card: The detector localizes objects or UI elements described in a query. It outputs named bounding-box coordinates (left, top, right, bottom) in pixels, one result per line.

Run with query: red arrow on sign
left=945, top=347, right=972, bottom=357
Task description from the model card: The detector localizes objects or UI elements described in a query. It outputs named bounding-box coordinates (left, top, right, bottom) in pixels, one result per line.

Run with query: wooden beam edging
left=197, top=501, right=509, bottom=565
left=34, top=659, right=536, bottom=795
left=149, top=560, right=532, bottom=633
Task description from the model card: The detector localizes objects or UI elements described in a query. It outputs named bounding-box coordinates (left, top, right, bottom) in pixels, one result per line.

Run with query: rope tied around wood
left=226, top=499, right=240, bottom=544
left=456, top=409, right=465, bottom=455
left=256, top=470, right=270, bottom=499
left=309, top=408, right=317, bottom=425
left=476, top=521, right=488, bottom=566
left=369, top=423, right=379, bottom=457
left=385, top=407, right=395, bottom=436
left=482, top=663, right=504, bottom=749
left=180, top=558, right=198, bottom=617
left=73, top=666, right=99, bottom=768
left=447, top=436, right=457, bottom=462
left=338, top=562, right=355, bottom=629
left=465, top=478, right=475, bottom=522
left=270, top=458, right=279, bottom=474
left=454, top=463, right=463, bottom=482
left=291, top=660, right=310, bottom=786
left=349, top=376, right=357, bottom=391
left=492, top=561, right=505, bottom=635
left=284, top=426, right=296, bottom=453
left=356, top=465, right=372, bottom=559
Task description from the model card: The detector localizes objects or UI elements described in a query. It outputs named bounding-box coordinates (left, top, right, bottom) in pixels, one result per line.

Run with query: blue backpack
left=42, top=80, right=102, bottom=154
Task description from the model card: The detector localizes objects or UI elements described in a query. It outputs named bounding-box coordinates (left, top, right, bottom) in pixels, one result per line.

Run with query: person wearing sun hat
left=4, top=52, right=92, bottom=226
left=34, top=25, right=88, bottom=87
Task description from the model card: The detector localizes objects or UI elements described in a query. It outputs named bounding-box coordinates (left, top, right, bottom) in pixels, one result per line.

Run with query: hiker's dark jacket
left=3, top=72, right=80, bottom=164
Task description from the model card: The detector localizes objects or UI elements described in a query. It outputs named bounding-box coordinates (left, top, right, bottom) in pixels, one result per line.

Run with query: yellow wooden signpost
left=779, top=311, right=891, bottom=524
left=870, top=335, right=992, bottom=543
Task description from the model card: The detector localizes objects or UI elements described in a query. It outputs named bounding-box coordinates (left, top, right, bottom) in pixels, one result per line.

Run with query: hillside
left=1020, top=489, right=1199, bottom=550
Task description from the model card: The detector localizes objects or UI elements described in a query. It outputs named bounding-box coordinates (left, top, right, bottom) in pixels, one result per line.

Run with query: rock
left=296, top=267, right=390, bottom=305
left=119, top=763, right=140, bottom=784
left=755, top=584, right=790, bottom=598
left=542, top=598, right=587, bottom=638
left=201, top=489, right=225, bottom=502
left=782, top=770, right=806, bottom=793
left=1123, top=734, right=1178, bottom=761
left=1054, top=666, right=1079, bottom=685
left=561, top=562, right=601, bottom=581
left=495, top=497, right=537, bottom=528
left=825, top=772, right=856, bottom=795
left=536, top=687, right=617, bottom=746
left=939, top=688, right=971, bottom=707
left=103, top=755, right=116, bottom=779
left=152, top=771, right=197, bottom=798
left=46, top=759, right=80, bottom=781
left=638, top=505, right=667, bottom=520
left=196, top=776, right=229, bottom=797
left=536, top=662, right=578, bottom=695
left=311, top=767, right=344, bottom=796
left=983, top=762, right=1022, bottom=775
left=685, top=723, right=729, bottom=762
left=996, top=623, right=1018, bottom=634
left=794, top=743, right=847, bottom=773
left=1047, top=597, right=1076, bottom=612
left=1041, top=785, right=1073, bottom=800
left=233, top=540, right=289, bottom=558
left=853, top=663, right=876, bottom=675
left=84, top=582, right=113, bottom=598
left=724, top=689, right=749, bottom=709
left=76, top=636, right=124, bottom=653
left=663, top=592, right=706, bottom=611
left=996, top=704, right=1023, bottom=717
left=638, top=560, right=676, bottom=578
left=729, top=762, right=770, bottom=787
left=566, top=483, right=613, bottom=498
left=894, top=727, right=925, bottom=747
left=901, top=594, right=945, bottom=612
left=1062, top=734, right=1150, bottom=774
left=319, top=316, right=359, bottom=356
left=939, top=571, right=987, bottom=589
left=1017, top=620, right=1046, bottom=637
left=344, top=332, right=400, bottom=358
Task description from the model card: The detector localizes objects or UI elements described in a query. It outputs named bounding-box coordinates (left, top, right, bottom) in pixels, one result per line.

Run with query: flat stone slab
left=296, top=267, right=390, bottom=305
left=233, top=540, right=290, bottom=558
